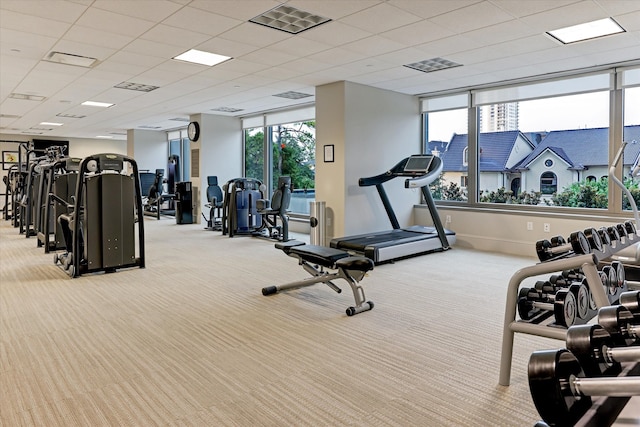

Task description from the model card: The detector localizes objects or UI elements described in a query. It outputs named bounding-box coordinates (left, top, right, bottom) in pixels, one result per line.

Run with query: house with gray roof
left=431, top=125, right=640, bottom=198
left=516, top=125, right=640, bottom=195
left=431, top=130, right=536, bottom=196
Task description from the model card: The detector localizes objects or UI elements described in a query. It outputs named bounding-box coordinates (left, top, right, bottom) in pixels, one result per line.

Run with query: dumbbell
left=597, top=226, right=612, bottom=247
left=583, top=227, right=604, bottom=253
left=620, top=290, right=640, bottom=317
left=566, top=323, right=640, bottom=377
left=517, top=286, right=579, bottom=326
left=598, top=305, right=639, bottom=346
left=528, top=348, right=640, bottom=427
left=536, top=231, right=591, bottom=262
left=606, top=225, right=621, bottom=243
left=624, top=220, right=637, bottom=235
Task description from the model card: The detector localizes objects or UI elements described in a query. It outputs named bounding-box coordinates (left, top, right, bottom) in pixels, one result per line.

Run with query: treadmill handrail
left=405, top=156, right=443, bottom=189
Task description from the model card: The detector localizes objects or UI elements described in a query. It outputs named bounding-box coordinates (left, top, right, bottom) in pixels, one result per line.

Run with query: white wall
left=191, top=114, right=242, bottom=222
left=316, top=81, right=421, bottom=240
left=126, top=129, right=166, bottom=172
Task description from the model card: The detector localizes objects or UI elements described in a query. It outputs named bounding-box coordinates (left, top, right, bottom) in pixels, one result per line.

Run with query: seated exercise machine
left=221, top=177, right=263, bottom=237
left=37, top=157, right=81, bottom=252
left=262, top=240, right=374, bottom=316
left=202, top=176, right=223, bottom=231
left=53, top=153, right=145, bottom=278
left=330, top=154, right=456, bottom=264
left=254, top=176, right=292, bottom=241
left=143, top=168, right=175, bottom=219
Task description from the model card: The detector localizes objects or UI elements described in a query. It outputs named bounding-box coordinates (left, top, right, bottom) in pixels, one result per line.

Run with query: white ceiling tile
left=218, top=22, right=292, bottom=47
left=298, top=20, right=372, bottom=46
left=341, top=35, right=408, bottom=57
left=288, top=0, right=382, bottom=19
left=123, top=39, right=186, bottom=59
left=616, top=10, right=640, bottom=31
left=593, top=0, right=640, bottom=16
left=63, top=25, right=136, bottom=50
left=429, top=1, right=515, bottom=33
left=306, top=48, right=369, bottom=67
left=189, top=0, right=281, bottom=20
left=0, top=0, right=87, bottom=23
left=266, top=36, right=333, bottom=57
left=461, top=19, right=539, bottom=45
left=388, top=0, right=482, bottom=19
left=140, top=24, right=211, bottom=48
left=196, top=37, right=260, bottom=58
left=92, top=0, right=183, bottom=22
left=0, top=9, right=70, bottom=38
left=75, top=7, right=157, bottom=38
left=489, top=0, right=581, bottom=18
left=161, top=6, right=243, bottom=37
left=339, top=2, right=422, bottom=33
left=0, top=28, right=58, bottom=59
left=519, top=2, right=611, bottom=32
left=241, top=49, right=299, bottom=67
left=381, top=19, right=457, bottom=46
left=106, top=51, right=167, bottom=69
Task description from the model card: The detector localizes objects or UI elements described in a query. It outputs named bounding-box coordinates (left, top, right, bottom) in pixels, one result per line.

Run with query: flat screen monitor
left=403, top=155, right=433, bottom=173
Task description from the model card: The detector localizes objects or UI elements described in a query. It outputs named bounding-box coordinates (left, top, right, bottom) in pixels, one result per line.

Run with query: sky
left=427, top=86, right=640, bottom=143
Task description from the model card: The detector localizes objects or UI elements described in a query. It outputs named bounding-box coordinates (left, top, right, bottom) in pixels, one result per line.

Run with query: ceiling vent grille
left=44, top=51, right=98, bottom=68
left=211, top=107, right=244, bottom=113
left=250, top=5, right=331, bottom=34
left=56, top=113, right=86, bottom=119
left=9, top=93, right=46, bottom=101
left=114, top=81, right=160, bottom=92
left=273, top=91, right=312, bottom=99
left=403, top=57, right=462, bottom=73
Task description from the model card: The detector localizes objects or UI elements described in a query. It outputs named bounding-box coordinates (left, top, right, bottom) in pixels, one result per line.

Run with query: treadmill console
left=403, top=155, right=433, bottom=175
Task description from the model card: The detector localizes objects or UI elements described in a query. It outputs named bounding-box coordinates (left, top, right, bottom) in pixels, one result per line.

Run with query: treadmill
left=330, top=154, right=455, bottom=264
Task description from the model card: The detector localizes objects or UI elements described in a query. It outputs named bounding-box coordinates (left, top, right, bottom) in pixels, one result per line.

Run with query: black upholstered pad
left=290, top=244, right=349, bottom=267
left=335, top=256, right=374, bottom=272
left=275, top=240, right=305, bottom=254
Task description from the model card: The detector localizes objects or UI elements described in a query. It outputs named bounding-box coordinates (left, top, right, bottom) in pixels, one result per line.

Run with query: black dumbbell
left=599, top=266, right=618, bottom=297
left=598, top=305, right=640, bottom=346
left=616, top=223, right=629, bottom=241
left=536, top=231, right=591, bottom=262
left=624, top=220, right=637, bottom=235
left=528, top=348, right=640, bottom=427
left=517, top=287, right=578, bottom=326
left=562, top=269, right=585, bottom=281
left=583, top=227, right=604, bottom=253
left=566, top=324, right=640, bottom=377
left=597, top=226, right=612, bottom=247
left=606, top=225, right=621, bottom=242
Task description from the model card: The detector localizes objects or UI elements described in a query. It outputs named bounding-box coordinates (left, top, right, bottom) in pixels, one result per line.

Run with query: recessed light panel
left=40, top=122, right=63, bottom=126
left=173, top=49, right=231, bottom=66
left=95, top=135, right=113, bottom=139
left=82, top=101, right=114, bottom=108
left=57, top=113, right=86, bottom=119
left=250, top=5, right=331, bottom=34
left=273, top=91, right=313, bottom=99
left=404, top=57, right=462, bottom=73
left=547, top=18, right=625, bottom=44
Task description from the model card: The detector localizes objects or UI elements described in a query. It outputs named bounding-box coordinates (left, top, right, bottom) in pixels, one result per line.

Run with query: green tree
left=429, top=176, right=466, bottom=201
left=244, top=129, right=264, bottom=181
left=548, top=177, right=640, bottom=209
left=273, top=121, right=315, bottom=190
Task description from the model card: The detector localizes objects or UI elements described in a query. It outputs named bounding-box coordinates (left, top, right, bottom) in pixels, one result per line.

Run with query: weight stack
left=310, top=200, right=326, bottom=246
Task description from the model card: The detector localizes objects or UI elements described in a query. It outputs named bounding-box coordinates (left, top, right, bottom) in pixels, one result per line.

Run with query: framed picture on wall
left=323, top=144, right=334, bottom=163
left=2, top=151, right=18, bottom=170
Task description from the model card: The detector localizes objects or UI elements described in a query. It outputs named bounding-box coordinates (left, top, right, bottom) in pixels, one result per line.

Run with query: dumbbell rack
left=499, top=230, right=640, bottom=386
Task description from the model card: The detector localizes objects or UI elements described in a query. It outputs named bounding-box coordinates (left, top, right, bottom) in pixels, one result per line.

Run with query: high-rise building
left=479, top=102, right=519, bottom=132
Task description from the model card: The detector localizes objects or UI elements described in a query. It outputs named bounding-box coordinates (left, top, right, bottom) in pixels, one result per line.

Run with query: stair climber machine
left=330, top=154, right=455, bottom=264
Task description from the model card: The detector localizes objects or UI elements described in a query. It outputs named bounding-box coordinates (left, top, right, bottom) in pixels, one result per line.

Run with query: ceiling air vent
left=114, top=81, right=160, bottom=92
left=250, top=5, right=330, bottom=34
left=211, top=107, right=244, bottom=113
left=404, top=57, right=462, bottom=73
left=9, top=93, right=46, bottom=101
left=44, top=51, right=98, bottom=68
left=273, top=91, right=312, bottom=100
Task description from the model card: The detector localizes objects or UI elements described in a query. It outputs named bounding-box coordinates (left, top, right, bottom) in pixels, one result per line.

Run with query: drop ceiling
left=1, top=0, right=639, bottom=140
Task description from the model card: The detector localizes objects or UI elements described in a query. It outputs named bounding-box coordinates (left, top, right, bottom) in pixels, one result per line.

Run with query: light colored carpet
left=1, top=217, right=560, bottom=426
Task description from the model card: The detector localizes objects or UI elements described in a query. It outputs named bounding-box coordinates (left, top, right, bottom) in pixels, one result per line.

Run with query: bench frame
left=262, top=240, right=374, bottom=316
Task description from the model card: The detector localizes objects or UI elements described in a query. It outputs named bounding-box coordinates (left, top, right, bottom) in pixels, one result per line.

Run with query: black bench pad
left=336, top=256, right=374, bottom=272
left=290, top=245, right=349, bottom=268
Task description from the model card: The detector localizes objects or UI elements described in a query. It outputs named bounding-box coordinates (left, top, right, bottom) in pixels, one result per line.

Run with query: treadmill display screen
left=404, top=155, right=433, bottom=173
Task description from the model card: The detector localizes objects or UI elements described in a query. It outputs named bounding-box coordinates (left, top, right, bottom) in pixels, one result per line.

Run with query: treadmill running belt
left=337, top=230, right=431, bottom=250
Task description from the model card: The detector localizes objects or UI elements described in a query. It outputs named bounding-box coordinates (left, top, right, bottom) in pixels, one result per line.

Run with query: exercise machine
left=202, top=176, right=223, bottom=231
left=262, top=240, right=374, bottom=316
left=221, top=177, right=263, bottom=237
left=175, top=181, right=193, bottom=224
left=254, top=176, right=292, bottom=241
left=36, top=157, right=81, bottom=252
left=53, top=153, right=145, bottom=278
left=330, top=154, right=455, bottom=264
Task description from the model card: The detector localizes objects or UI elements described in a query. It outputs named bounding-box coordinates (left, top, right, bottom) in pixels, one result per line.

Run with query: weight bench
left=262, top=240, right=374, bottom=316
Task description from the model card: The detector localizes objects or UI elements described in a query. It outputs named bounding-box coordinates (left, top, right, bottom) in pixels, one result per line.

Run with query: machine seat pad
left=290, top=244, right=349, bottom=268
left=336, top=256, right=374, bottom=272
